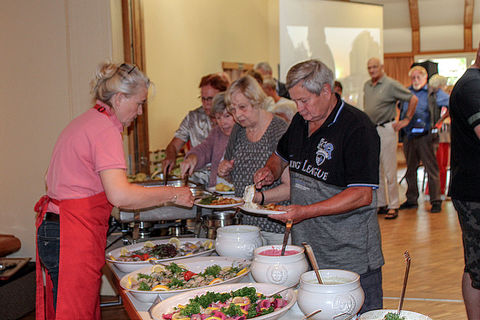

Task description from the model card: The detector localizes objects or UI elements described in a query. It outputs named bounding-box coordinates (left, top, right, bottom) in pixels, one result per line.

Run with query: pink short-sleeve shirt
left=46, top=100, right=126, bottom=212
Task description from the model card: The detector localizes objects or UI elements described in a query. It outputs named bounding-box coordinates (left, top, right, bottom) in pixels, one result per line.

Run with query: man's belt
left=376, top=119, right=395, bottom=127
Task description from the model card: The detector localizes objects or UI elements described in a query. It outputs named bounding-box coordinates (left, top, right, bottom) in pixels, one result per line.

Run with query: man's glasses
left=200, top=96, right=214, bottom=103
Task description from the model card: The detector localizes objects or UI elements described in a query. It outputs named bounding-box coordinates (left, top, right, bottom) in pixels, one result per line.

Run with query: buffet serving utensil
left=302, top=308, right=322, bottom=319
left=302, top=242, right=324, bottom=284
left=265, top=284, right=296, bottom=298
left=148, top=295, right=162, bottom=319
left=397, top=250, right=411, bottom=315
left=281, top=219, right=293, bottom=256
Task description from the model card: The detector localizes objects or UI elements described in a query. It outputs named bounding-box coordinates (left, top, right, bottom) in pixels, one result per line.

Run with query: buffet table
left=105, top=262, right=308, bottom=320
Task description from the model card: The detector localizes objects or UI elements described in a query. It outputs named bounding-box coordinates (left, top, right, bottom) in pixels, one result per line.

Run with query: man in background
left=363, top=57, right=418, bottom=219
left=255, top=62, right=290, bottom=99
left=399, top=66, right=449, bottom=213
left=449, top=43, right=480, bottom=319
left=262, top=78, right=297, bottom=123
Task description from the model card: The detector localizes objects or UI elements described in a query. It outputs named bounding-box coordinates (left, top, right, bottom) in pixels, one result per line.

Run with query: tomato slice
left=183, top=271, right=196, bottom=281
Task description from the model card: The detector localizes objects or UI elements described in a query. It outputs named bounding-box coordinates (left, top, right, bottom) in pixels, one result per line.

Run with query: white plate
left=120, top=256, right=251, bottom=303
left=360, top=309, right=432, bottom=320
left=207, top=186, right=235, bottom=195
left=240, top=205, right=287, bottom=215
left=194, top=197, right=244, bottom=209
left=106, top=238, right=214, bottom=273
left=150, top=282, right=297, bottom=320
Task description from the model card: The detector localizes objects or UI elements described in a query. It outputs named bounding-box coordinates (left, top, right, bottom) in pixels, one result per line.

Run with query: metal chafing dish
left=111, top=179, right=212, bottom=244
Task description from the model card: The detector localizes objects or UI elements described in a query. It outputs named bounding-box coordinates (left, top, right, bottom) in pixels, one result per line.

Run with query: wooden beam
left=464, top=0, right=474, bottom=50
left=408, top=0, right=420, bottom=54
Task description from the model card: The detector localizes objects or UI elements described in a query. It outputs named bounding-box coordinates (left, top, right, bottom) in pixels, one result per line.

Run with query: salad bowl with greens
left=150, top=282, right=296, bottom=320
left=120, top=256, right=250, bottom=303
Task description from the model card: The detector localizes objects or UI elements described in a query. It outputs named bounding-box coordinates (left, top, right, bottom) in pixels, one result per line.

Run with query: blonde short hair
left=91, top=62, right=151, bottom=107
left=225, top=75, right=269, bottom=111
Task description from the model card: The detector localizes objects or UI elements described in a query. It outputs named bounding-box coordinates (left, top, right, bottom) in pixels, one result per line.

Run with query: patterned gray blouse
left=224, top=116, right=288, bottom=233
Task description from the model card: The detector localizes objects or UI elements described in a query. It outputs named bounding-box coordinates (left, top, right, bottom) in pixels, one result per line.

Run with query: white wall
left=0, top=0, right=115, bottom=259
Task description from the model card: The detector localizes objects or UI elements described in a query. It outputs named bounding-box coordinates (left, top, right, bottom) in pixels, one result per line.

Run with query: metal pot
left=206, top=210, right=238, bottom=239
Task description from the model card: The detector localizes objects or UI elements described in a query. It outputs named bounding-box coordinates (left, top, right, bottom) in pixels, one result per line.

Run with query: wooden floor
left=20, top=184, right=468, bottom=319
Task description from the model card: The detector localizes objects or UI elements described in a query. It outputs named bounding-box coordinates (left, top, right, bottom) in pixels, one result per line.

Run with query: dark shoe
left=377, top=206, right=388, bottom=214
left=431, top=201, right=442, bottom=213
left=385, top=209, right=399, bottom=219
left=399, top=201, right=418, bottom=210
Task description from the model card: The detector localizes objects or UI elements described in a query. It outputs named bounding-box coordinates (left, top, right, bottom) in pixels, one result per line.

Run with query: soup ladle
left=280, top=219, right=293, bottom=256
left=302, top=242, right=324, bottom=284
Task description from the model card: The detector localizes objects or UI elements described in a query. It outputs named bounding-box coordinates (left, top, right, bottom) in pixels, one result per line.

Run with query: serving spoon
left=281, top=219, right=293, bottom=256
left=302, top=242, right=324, bottom=284
left=397, top=250, right=411, bottom=315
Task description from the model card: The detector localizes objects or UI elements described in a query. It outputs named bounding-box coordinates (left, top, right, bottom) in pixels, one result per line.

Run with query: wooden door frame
left=121, top=0, right=150, bottom=174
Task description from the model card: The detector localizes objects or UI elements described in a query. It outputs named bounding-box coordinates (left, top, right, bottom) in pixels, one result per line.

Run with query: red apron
left=35, top=192, right=112, bottom=320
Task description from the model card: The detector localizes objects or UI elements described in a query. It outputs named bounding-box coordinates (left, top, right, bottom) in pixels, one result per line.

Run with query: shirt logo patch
left=316, top=138, right=333, bottom=166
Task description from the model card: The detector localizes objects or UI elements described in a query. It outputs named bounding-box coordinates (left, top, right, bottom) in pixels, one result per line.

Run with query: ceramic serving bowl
left=119, top=256, right=250, bottom=303
left=150, top=282, right=296, bottom=320
left=251, top=245, right=308, bottom=287
left=297, top=269, right=365, bottom=320
left=106, top=237, right=214, bottom=273
left=215, top=225, right=264, bottom=260
left=359, top=309, right=432, bottom=320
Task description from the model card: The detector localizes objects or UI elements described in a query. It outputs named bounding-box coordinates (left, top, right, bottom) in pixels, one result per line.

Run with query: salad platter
left=120, top=256, right=250, bottom=303
left=106, top=237, right=215, bottom=273
left=150, top=282, right=296, bottom=320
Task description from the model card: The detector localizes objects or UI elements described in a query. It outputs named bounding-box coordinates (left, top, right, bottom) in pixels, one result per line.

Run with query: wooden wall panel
left=384, top=54, right=414, bottom=87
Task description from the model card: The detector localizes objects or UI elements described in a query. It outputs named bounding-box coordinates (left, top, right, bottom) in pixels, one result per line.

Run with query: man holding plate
left=254, top=59, right=384, bottom=314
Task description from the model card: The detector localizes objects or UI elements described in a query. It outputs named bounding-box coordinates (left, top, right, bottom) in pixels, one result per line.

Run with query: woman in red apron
left=34, top=63, right=194, bottom=320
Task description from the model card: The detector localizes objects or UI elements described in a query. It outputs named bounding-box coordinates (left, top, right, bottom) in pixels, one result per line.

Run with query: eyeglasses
left=200, top=96, right=214, bottom=103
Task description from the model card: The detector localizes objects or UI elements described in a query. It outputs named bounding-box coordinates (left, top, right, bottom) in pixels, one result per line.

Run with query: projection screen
left=279, top=0, right=383, bottom=109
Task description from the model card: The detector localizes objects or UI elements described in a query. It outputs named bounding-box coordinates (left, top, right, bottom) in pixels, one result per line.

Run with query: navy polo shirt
left=276, top=97, right=380, bottom=189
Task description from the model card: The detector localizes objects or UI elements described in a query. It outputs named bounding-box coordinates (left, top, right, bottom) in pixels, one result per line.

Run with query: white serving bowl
left=150, top=282, right=296, bottom=320
left=215, top=225, right=264, bottom=259
left=251, top=245, right=308, bottom=287
left=360, top=309, right=432, bottom=320
left=119, top=256, right=250, bottom=303
left=297, top=269, right=364, bottom=320
left=106, top=237, right=214, bottom=273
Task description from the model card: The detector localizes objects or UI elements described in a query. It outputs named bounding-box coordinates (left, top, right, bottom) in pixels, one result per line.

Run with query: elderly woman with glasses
left=162, top=74, right=229, bottom=184
left=34, top=62, right=194, bottom=320
left=217, top=75, right=291, bottom=244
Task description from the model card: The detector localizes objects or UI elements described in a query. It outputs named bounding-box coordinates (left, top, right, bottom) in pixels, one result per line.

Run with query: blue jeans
left=37, top=219, right=60, bottom=310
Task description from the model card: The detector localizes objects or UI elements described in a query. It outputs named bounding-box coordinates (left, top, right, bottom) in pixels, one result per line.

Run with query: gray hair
left=212, top=92, right=227, bottom=115
left=225, top=75, right=269, bottom=111
left=262, top=78, right=276, bottom=90
left=255, top=62, right=272, bottom=74
left=91, top=62, right=151, bottom=107
left=286, top=59, right=334, bottom=95
left=429, top=74, right=447, bottom=89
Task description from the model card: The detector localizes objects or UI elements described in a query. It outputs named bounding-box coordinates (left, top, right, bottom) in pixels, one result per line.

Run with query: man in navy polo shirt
left=254, top=59, right=384, bottom=313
